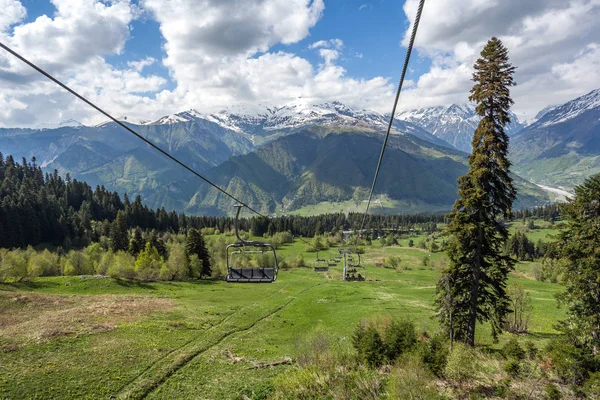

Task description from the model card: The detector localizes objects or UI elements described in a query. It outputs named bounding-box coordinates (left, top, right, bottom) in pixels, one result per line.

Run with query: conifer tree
left=557, top=174, right=600, bottom=356
left=186, top=228, right=211, bottom=278
left=436, top=37, right=516, bottom=346
left=110, top=210, right=129, bottom=252
left=128, top=227, right=144, bottom=256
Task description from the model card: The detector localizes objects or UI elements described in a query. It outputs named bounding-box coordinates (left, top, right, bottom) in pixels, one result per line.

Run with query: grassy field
left=0, top=227, right=564, bottom=399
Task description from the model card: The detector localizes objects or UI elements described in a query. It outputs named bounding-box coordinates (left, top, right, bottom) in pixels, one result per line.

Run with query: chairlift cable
left=359, top=0, right=426, bottom=232
left=0, top=41, right=267, bottom=219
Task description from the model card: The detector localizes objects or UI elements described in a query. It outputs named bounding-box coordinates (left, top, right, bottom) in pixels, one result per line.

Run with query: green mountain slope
left=164, top=128, right=549, bottom=215
left=511, top=89, right=600, bottom=189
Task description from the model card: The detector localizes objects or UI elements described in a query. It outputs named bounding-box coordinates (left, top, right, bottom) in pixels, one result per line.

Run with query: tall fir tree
left=110, top=210, right=129, bottom=252
left=186, top=228, right=211, bottom=278
left=128, top=227, right=144, bottom=256
left=436, top=37, right=517, bottom=346
left=557, top=174, right=600, bottom=356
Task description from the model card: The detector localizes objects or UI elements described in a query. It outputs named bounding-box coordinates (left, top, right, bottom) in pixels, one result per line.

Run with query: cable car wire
left=359, top=0, right=426, bottom=232
left=0, top=41, right=267, bottom=219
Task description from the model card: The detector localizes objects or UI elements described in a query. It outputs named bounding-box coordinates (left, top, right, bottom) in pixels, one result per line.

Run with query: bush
left=107, top=251, right=136, bottom=279
left=544, top=383, right=562, bottom=400
left=383, top=255, right=402, bottom=269
left=583, top=372, right=600, bottom=398
left=524, top=340, right=538, bottom=360
left=85, top=243, right=104, bottom=273
left=384, top=320, right=417, bottom=361
left=161, top=242, right=189, bottom=281
left=96, top=251, right=114, bottom=275
left=27, top=249, right=60, bottom=277
left=352, top=318, right=417, bottom=368
left=420, top=334, right=449, bottom=377
left=292, top=253, right=307, bottom=268
left=63, top=250, right=92, bottom=276
left=545, top=339, right=592, bottom=385
left=134, top=243, right=163, bottom=281
left=388, top=354, right=445, bottom=400
left=445, top=343, right=478, bottom=383
left=0, top=250, right=28, bottom=282
left=502, top=338, right=526, bottom=360
left=352, top=323, right=385, bottom=368
left=503, top=358, right=521, bottom=377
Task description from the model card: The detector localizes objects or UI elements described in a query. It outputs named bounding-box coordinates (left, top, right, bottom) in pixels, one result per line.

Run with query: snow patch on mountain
left=396, top=103, right=524, bottom=152
left=36, top=119, right=84, bottom=130
left=538, top=89, right=600, bottom=127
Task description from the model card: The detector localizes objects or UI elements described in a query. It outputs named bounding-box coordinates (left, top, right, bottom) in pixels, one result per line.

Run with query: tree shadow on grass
left=0, top=280, right=62, bottom=292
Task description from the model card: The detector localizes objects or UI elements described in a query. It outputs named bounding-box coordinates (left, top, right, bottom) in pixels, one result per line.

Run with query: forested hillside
left=0, top=152, right=450, bottom=249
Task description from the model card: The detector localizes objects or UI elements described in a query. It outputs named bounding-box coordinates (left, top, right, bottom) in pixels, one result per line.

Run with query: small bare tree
left=503, top=284, right=533, bottom=334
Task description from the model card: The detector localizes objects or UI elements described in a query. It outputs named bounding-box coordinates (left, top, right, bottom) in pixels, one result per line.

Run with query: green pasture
left=0, top=226, right=565, bottom=399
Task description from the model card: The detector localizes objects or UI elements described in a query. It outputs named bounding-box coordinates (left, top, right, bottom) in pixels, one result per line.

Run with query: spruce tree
left=557, top=174, right=600, bottom=356
left=436, top=37, right=516, bottom=346
left=110, top=210, right=129, bottom=252
left=186, top=228, right=211, bottom=278
left=128, top=227, right=144, bottom=256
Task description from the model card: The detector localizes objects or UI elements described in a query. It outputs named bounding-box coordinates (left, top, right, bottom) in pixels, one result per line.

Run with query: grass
left=0, top=226, right=565, bottom=399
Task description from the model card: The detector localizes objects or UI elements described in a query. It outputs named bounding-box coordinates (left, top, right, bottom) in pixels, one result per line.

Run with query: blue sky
left=0, top=0, right=599, bottom=126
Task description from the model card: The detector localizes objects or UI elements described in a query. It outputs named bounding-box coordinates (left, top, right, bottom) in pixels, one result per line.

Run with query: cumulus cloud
left=400, top=0, right=600, bottom=119
left=0, top=0, right=168, bottom=127
left=139, top=0, right=394, bottom=115
left=0, top=0, right=26, bottom=32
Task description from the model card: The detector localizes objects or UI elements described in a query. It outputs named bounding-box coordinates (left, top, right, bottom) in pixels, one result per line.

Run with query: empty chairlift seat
left=226, top=205, right=279, bottom=283
left=313, top=250, right=329, bottom=272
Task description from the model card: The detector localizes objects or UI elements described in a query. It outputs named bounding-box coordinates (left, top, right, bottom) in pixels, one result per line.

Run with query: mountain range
left=396, top=103, right=525, bottom=153
left=1, top=89, right=598, bottom=215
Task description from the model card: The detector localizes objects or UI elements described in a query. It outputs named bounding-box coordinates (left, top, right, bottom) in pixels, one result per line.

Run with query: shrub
left=502, top=338, right=526, bottom=360
left=161, top=242, right=189, bottom=281
left=384, top=320, right=417, bottom=361
left=63, top=250, right=92, bottom=276
left=85, top=243, right=104, bottom=273
left=545, top=339, right=591, bottom=385
left=189, top=254, right=203, bottom=278
left=352, top=323, right=385, bottom=368
left=388, top=354, right=444, bottom=400
left=420, top=334, right=449, bottom=377
left=135, top=243, right=164, bottom=281
left=445, top=343, right=478, bottom=383
left=583, top=372, right=600, bottom=398
left=0, top=250, right=28, bottom=282
left=27, top=249, right=60, bottom=277
left=96, top=251, right=114, bottom=275
left=383, top=255, right=402, bottom=269
left=544, top=383, right=562, bottom=400
left=503, top=358, right=521, bottom=377
left=352, top=318, right=417, bottom=367
left=524, top=340, right=538, bottom=360
left=107, top=251, right=136, bottom=279
left=292, top=253, right=307, bottom=268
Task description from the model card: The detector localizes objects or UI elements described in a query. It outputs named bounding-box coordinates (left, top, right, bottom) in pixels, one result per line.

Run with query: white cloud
left=400, top=0, right=600, bottom=119
left=139, top=0, right=393, bottom=115
left=309, top=38, right=343, bottom=50
left=0, top=0, right=26, bottom=32
left=0, top=0, right=168, bottom=127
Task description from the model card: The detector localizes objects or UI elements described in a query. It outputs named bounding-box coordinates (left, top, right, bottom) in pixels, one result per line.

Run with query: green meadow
left=0, top=226, right=564, bottom=399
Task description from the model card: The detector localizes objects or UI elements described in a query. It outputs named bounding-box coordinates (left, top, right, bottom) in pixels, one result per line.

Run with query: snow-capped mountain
left=396, top=103, right=525, bottom=152
left=511, top=88, right=600, bottom=190
left=35, top=119, right=84, bottom=130
left=534, top=88, right=600, bottom=128
left=148, top=100, right=456, bottom=149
